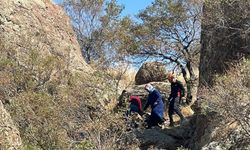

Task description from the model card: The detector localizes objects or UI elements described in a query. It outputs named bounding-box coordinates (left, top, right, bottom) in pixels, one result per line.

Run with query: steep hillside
left=0, top=0, right=119, bottom=149
left=190, top=58, right=250, bottom=150
left=0, top=0, right=249, bottom=149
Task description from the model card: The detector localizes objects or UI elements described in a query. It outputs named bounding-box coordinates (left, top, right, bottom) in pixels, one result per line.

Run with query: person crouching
left=144, top=84, right=164, bottom=129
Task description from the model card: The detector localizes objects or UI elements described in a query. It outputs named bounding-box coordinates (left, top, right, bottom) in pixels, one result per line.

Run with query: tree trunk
left=185, top=60, right=199, bottom=105
left=85, top=47, right=91, bottom=64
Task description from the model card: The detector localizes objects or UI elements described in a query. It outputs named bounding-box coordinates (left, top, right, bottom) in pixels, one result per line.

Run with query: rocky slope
left=0, top=0, right=249, bottom=149
left=0, top=0, right=92, bottom=73
left=115, top=81, right=194, bottom=150
left=0, top=0, right=100, bottom=149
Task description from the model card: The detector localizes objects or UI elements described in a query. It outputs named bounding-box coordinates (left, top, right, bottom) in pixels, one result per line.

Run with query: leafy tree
left=62, top=0, right=138, bottom=95
left=130, top=0, right=202, bottom=103
left=62, top=0, right=127, bottom=66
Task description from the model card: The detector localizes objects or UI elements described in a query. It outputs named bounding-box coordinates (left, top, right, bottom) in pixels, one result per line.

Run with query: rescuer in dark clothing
left=167, top=73, right=186, bottom=127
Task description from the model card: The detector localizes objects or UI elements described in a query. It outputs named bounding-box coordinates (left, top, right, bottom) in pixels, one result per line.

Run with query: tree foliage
left=62, top=0, right=131, bottom=67
left=133, top=0, right=202, bottom=73
left=126, top=0, right=203, bottom=103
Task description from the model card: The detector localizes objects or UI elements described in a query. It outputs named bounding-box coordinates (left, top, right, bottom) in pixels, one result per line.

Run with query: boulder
left=135, top=62, right=167, bottom=85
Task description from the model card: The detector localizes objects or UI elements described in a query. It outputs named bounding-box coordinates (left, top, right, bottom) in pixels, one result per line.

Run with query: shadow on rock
left=132, top=118, right=193, bottom=150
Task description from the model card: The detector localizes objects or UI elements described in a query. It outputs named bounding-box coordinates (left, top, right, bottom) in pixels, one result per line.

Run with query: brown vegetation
left=0, top=32, right=133, bottom=149
left=194, top=58, right=250, bottom=149
left=200, top=0, right=250, bottom=86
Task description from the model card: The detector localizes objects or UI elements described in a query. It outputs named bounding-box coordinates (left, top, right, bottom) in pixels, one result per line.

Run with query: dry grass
left=198, top=58, right=250, bottom=144
left=107, top=66, right=136, bottom=87
left=0, top=33, right=130, bottom=149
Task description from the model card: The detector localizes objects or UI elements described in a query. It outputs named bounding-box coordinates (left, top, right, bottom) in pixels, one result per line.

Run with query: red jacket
left=129, top=96, right=142, bottom=112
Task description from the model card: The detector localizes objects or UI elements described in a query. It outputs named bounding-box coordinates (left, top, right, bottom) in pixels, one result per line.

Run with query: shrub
left=199, top=58, right=250, bottom=145
left=0, top=33, right=132, bottom=149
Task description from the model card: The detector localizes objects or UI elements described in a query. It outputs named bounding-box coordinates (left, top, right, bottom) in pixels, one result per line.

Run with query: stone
left=135, top=62, right=167, bottom=85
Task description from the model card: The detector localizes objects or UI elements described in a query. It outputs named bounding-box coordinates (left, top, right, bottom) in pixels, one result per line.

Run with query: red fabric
left=177, top=90, right=181, bottom=97
left=129, top=96, right=142, bottom=111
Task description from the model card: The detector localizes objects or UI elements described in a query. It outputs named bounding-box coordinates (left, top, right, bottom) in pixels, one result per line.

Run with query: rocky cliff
left=0, top=0, right=92, bottom=73
left=0, top=0, right=95, bottom=149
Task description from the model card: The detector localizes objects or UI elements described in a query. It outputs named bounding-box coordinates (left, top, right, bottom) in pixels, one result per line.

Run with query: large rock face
left=135, top=62, right=167, bottom=85
left=0, top=0, right=92, bottom=73
left=199, top=0, right=250, bottom=86
left=0, top=0, right=93, bottom=148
